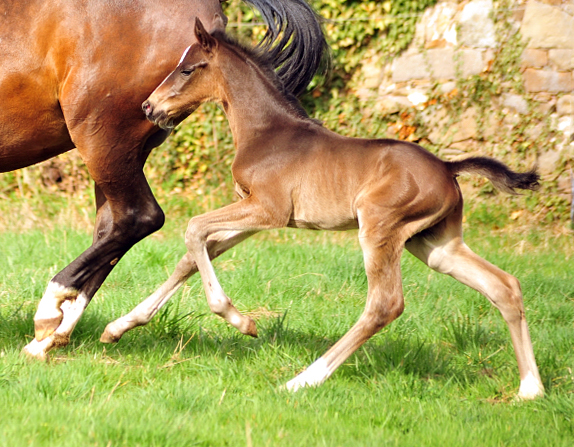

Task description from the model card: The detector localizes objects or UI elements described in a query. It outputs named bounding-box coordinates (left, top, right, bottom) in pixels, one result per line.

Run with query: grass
left=0, top=203, right=573, bottom=446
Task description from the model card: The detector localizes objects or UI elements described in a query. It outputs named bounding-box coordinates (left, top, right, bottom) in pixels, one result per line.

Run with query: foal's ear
left=194, top=18, right=217, bottom=53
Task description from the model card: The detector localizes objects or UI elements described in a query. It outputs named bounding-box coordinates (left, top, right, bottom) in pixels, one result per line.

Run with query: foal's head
left=143, top=18, right=311, bottom=130
left=143, top=18, right=223, bottom=130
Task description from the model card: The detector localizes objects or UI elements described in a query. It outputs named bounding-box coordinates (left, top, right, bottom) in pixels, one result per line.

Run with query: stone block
left=375, top=95, right=413, bottom=114
left=460, top=49, right=485, bottom=76
left=392, top=53, right=429, bottom=82
left=413, top=1, right=458, bottom=48
left=521, top=49, right=548, bottom=69
left=502, top=94, right=529, bottom=114
left=557, top=95, right=574, bottom=115
left=521, top=0, right=574, bottom=49
left=427, top=107, right=478, bottom=144
left=391, top=49, right=486, bottom=82
left=428, top=49, right=457, bottom=79
left=548, top=49, right=574, bottom=70
left=537, top=149, right=561, bottom=176
left=459, top=0, right=497, bottom=48
left=523, top=68, right=574, bottom=92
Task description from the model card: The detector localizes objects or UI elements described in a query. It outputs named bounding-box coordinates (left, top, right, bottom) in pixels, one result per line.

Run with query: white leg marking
left=285, top=358, right=331, bottom=392
left=102, top=283, right=183, bottom=342
left=34, top=281, right=78, bottom=321
left=21, top=338, right=51, bottom=361
left=24, top=292, right=90, bottom=359
left=56, top=292, right=90, bottom=334
left=518, top=371, right=544, bottom=400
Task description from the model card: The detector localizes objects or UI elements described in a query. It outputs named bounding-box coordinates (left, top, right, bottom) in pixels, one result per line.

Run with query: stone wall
left=356, top=0, right=574, bottom=179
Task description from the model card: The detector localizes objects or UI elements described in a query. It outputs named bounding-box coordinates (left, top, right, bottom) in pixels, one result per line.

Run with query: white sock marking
left=285, top=358, right=330, bottom=392
left=518, top=371, right=544, bottom=400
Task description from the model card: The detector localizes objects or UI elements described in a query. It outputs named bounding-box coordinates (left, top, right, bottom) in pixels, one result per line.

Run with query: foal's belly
left=288, top=199, right=359, bottom=231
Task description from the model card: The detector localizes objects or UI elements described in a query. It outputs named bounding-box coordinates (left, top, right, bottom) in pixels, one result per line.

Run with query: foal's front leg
left=185, top=197, right=286, bottom=336
left=101, top=230, right=257, bottom=342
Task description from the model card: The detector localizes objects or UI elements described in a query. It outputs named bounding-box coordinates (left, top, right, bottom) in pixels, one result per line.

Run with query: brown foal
left=104, top=19, right=544, bottom=399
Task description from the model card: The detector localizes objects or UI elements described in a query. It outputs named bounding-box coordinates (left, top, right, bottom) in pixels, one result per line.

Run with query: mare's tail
left=243, top=0, right=328, bottom=96
left=445, top=157, right=540, bottom=195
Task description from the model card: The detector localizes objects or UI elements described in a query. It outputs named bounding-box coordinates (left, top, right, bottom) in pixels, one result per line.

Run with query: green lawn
left=1, top=214, right=573, bottom=446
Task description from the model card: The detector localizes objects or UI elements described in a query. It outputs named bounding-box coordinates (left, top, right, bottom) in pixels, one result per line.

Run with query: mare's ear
left=212, top=13, right=227, bottom=31
left=194, top=18, right=217, bottom=53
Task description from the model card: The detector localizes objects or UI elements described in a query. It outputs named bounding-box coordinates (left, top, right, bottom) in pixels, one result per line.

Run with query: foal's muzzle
left=142, top=100, right=173, bottom=130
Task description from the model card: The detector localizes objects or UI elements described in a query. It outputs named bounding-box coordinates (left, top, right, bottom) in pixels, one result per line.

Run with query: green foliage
left=0, top=0, right=570, bottom=226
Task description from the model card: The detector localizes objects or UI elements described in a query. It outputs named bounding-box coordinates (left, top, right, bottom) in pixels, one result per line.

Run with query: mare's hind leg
left=286, top=211, right=406, bottom=391
left=405, top=205, right=544, bottom=400
left=22, top=186, right=116, bottom=359
left=101, top=229, right=258, bottom=343
left=23, top=123, right=167, bottom=359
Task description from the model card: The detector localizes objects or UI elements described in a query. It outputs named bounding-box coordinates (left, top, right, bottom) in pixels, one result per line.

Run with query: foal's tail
left=445, top=157, right=540, bottom=195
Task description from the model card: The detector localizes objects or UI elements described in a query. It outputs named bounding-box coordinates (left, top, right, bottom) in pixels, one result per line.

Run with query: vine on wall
left=1, top=0, right=570, bottom=226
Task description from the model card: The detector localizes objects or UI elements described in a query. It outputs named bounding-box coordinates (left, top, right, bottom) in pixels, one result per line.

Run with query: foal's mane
left=211, top=30, right=317, bottom=123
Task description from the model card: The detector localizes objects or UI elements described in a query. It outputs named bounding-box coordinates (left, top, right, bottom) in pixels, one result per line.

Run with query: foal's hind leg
left=286, top=212, right=406, bottom=391
left=405, top=209, right=544, bottom=400
left=101, top=229, right=257, bottom=343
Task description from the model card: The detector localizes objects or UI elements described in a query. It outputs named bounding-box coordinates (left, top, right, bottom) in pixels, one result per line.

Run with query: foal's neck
left=218, top=50, right=307, bottom=145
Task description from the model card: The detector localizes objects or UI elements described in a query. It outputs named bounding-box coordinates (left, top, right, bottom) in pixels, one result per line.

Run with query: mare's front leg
left=101, top=229, right=258, bottom=343
left=184, top=197, right=287, bottom=336
left=22, top=125, right=166, bottom=360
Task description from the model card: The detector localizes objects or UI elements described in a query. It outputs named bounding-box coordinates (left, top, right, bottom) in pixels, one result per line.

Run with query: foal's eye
left=180, top=67, right=194, bottom=77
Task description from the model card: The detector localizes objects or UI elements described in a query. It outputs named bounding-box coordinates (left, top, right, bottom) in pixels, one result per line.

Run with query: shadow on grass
left=1, top=304, right=513, bottom=392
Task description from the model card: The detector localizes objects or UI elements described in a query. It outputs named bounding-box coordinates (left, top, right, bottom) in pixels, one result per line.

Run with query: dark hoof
left=244, top=318, right=258, bottom=338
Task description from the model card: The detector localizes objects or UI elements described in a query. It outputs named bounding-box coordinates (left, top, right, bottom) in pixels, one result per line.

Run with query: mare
left=0, top=0, right=326, bottom=359
left=113, top=19, right=544, bottom=399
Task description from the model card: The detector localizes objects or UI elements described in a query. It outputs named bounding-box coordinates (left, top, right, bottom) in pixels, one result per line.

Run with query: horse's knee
left=207, top=296, right=230, bottom=316
left=137, top=202, right=165, bottom=236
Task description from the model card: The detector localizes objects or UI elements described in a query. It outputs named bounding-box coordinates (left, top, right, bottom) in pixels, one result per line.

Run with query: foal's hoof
left=34, top=316, right=62, bottom=342
left=243, top=318, right=258, bottom=338
left=100, top=325, right=122, bottom=344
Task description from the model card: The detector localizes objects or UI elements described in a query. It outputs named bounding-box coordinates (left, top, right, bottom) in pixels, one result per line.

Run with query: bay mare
left=0, top=0, right=326, bottom=358
left=108, top=20, right=544, bottom=399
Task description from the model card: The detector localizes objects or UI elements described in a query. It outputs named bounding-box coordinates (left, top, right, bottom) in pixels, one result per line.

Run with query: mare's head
left=143, top=18, right=221, bottom=130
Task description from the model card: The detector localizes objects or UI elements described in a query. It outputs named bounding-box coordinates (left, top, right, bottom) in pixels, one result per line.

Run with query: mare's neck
left=218, top=55, right=303, bottom=145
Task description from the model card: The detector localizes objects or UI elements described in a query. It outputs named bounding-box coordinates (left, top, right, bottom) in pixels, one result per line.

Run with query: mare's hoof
left=21, top=340, right=49, bottom=362
left=34, top=317, right=62, bottom=342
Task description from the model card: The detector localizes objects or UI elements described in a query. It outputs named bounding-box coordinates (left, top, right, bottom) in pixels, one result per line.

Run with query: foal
left=104, top=19, right=544, bottom=399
